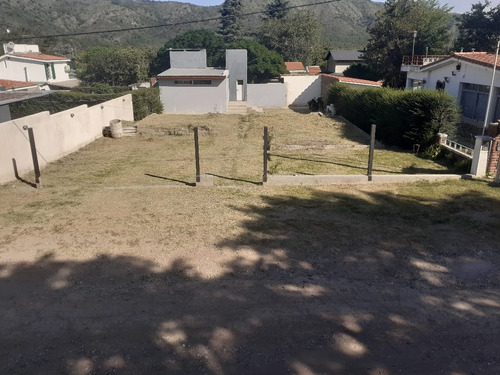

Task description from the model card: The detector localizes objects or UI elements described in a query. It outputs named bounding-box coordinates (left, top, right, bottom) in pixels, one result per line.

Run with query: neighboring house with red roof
left=0, top=43, right=72, bottom=86
left=0, top=79, right=39, bottom=91
left=403, top=52, right=500, bottom=125
left=285, top=62, right=306, bottom=74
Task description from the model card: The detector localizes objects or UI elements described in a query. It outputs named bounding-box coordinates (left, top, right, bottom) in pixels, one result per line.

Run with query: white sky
left=167, top=0, right=500, bottom=14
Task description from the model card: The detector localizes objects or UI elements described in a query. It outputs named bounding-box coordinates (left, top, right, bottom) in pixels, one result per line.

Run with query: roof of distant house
left=307, top=66, right=322, bottom=75
left=326, top=50, right=364, bottom=61
left=157, top=68, right=228, bottom=79
left=285, top=62, right=306, bottom=72
left=323, top=74, right=382, bottom=87
left=0, top=79, right=39, bottom=90
left=2, top=52, right=70, bottom=62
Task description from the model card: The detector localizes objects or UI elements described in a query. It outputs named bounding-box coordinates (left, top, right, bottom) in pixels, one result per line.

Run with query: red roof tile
left=285, top=61, right=306, bottom=71
left=307, top=66, right=322, bottom=75
left=0, top=79, right=38, bottom=90
left=11, top=53, right=69, bottom=61
left=323, top=74, right=382, bottom=86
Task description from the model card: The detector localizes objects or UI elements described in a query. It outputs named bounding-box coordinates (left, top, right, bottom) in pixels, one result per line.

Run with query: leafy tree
left=343, top=63, right=381, bottom=82
left=259, top=11, right=323, bottom=66
left=220, top=0, right=243, bottom=43
left=264, top=0, right=290, bottom=20
left=455, top=1, right=500, bottom=52
left=227, top=40, right=286, bottom=83
left=78, top=46, right=153, bottom=86
left=149, top=30, right=226, bottom=76
left=364, top=0, right=452, bottom=88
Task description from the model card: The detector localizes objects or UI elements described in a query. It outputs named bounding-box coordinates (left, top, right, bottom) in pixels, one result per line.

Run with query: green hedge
left=328, top=83, right=460, bottom=149
left=10, top=87, right=163, bottom=121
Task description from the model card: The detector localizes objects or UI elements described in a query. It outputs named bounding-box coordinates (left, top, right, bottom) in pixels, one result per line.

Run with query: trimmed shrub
left=327, top=83, right=459, bottom=150
left=10, top=87, right=163, bottom=121
left=130, top=88, right=163, bottom=121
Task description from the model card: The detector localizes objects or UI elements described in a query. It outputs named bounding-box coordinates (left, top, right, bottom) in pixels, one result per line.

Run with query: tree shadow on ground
left=1, top=189, right=499, bottom=374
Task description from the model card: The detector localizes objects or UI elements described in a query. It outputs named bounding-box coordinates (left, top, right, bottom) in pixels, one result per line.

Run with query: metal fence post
left=194, top=127, right=201, bottom=183
left=263, top=126, right=269, bottom=183
left=27, top=127, right=42, bottom=188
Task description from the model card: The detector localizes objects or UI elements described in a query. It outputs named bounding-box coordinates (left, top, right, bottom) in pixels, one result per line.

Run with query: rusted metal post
left=194, top=127, right=201, bottom=183
left=27, top=127, right=42, bottom=188
left=263, top=126, right=269, bottom=183
left=367, top=124, right=376, bottom=182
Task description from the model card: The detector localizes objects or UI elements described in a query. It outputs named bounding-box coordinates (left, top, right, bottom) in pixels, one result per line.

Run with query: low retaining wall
left=0, top=94, right=133, bottom=184
left=264, top=174, right=465, bottom=186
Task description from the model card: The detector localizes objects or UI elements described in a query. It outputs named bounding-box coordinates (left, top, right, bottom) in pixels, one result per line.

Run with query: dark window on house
left=174, top=79, right=212, bottom=85
left=193, top=80, right=211, bottom=85
left=460, top=83, right=490, bottom=121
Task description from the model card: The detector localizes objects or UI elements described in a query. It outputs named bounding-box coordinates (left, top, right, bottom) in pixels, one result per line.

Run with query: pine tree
left=220, top=0, right=243, bottom=43
left=265, top=0, right=290, bottom=20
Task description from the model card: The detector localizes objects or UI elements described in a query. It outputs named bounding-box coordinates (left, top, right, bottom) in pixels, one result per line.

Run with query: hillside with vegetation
left=0, top=0, right=382, bottom=56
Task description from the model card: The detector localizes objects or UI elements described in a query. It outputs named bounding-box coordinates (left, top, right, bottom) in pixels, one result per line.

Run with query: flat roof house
left=157, top=49, right=230, bottom=114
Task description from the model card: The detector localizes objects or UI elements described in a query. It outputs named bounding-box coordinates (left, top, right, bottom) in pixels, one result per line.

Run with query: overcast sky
left=168, top=0, right=499, bottom=14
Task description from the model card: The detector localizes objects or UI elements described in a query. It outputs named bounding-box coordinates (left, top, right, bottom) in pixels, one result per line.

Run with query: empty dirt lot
left=0, top=111, right=499, bottom=374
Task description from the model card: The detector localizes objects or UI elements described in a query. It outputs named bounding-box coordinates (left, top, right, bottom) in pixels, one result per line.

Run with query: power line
left=13, top=0, right=341, bottom=41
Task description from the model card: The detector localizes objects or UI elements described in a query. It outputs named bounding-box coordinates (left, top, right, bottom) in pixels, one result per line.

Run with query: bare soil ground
left=0, top=111, right=499, bottom=374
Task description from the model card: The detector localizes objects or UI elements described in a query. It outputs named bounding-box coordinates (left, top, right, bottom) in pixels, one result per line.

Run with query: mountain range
left=0, top=0, right=383, bottom=56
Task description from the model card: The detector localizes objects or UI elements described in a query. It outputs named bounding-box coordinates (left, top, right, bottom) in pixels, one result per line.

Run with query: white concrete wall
left=0, top=94, right=133, bottom=184
left=0, top=57, right=70, bottom=83
left=334, top=63, right=351, bottom=74
left=159, top=79, right=228, bottom=114
left=407, top=60, right=500, bottom=123
left=282, top=75, right=322, bottom=107
left=247, top=83, right=286, bottom=108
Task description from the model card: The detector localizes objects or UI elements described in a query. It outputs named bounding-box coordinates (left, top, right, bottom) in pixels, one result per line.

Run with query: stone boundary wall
left=0, top=94, right=133, bottom=184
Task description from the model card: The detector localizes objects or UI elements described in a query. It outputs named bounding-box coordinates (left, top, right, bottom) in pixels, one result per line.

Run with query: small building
left=157, top=49, right=229, bottom=114
left=0, top=78, right=39, bottom=91
left=325, top=50, right=364, bottom=74
left=0, top=43, right=72, bottom=85
left=0, top=91, right=50, bottom=123
left=285, top=62, right=306, bottom=74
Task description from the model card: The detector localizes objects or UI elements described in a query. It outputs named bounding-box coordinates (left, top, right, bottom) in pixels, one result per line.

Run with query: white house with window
left=157, top=49, right=229, bottom=114
left=0, top=43, right=71, bottom=87
left=404, top=52, right=500, bottom=125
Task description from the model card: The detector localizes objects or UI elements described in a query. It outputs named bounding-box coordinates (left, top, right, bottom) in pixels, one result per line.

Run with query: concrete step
left=227, top=101, right=263, bottom=114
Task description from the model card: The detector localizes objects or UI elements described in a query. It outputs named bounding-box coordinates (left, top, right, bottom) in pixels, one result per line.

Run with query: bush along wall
left=10, top=87, right=163, bottom=122
left=328, top=83, right=460, bottom=150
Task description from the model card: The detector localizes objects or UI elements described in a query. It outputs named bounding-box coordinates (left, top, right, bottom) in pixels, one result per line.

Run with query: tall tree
left=78, top=46, right=153, bottom=86
left=149, top=30, right=226, bottom=76
left=265, top=0, right=290, bottom=20
left=259, top=11, right=323, bottom=66
left=220, top=0, right=243, bottom=43
left=364, top=0, right=452, bottom=88
left=455, top=1, right=500, bottom=53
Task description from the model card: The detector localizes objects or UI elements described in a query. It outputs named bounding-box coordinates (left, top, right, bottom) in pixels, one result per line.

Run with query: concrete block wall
left=0, top=94, right=133, bottom=184
left=247, top=83, right=286, bottom=108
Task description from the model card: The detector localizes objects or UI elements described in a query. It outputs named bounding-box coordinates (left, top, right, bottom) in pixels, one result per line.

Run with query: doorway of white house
left=236, top=80, right=244, bottom=101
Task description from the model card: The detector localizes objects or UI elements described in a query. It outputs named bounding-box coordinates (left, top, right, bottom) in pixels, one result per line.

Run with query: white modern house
left=0, top=43, right=72, bottom=87
left=403, top=52, right=500, bottom=125
left=157, top=49, right=230, bottom=114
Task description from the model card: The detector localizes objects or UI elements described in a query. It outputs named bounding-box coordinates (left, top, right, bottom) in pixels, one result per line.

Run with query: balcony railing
left=401, top=55, right=449, bottom=67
